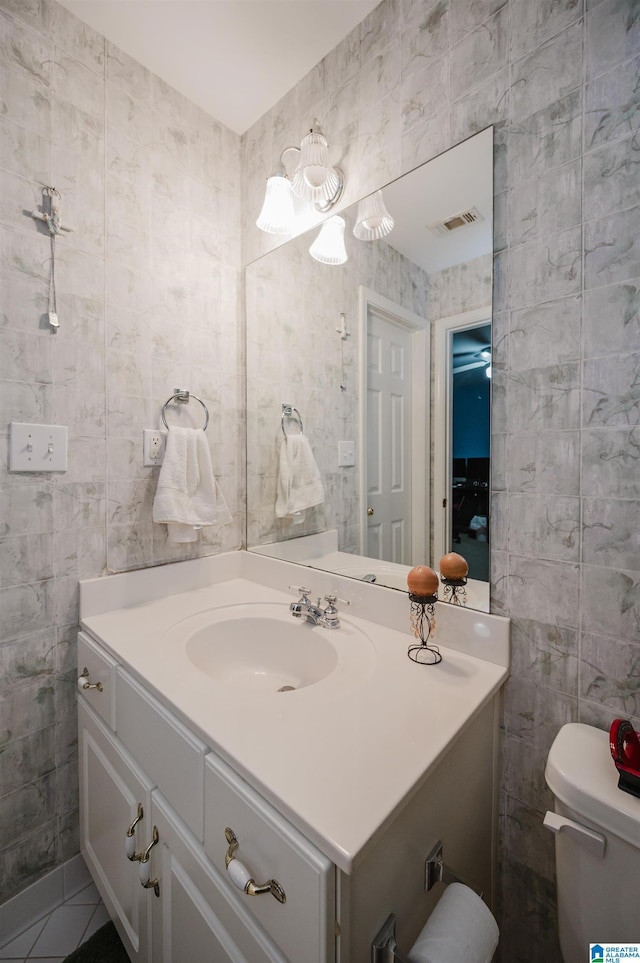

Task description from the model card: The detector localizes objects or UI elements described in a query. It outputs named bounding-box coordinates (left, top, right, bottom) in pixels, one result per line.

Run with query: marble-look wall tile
left=447, top=0, right=507, bottom=44
left=509, top=0, right=584, bottom=62
left=582, top=563, right=640, bottom=644
left=578, top=692, right=640, bottom=734
left=0, top=725, right=56, bottom=795
left=507, top=493, right=581, bottom=562
left=585, top=204, right=640, bottom=288
left=508, top=226, right=582, bottom=309
left=450, top=5, right=509, bottom=100
left=508, top=556, right=580, bottom=628
left=0, top=532, right=54, bottom=586
left=401, top=0, right=448, bottom=77
left=503, top=676, right=577, bottom=751
left=508, top=158, right=581, bottom=246
left=507, top=91, right=582, bottom=187
left=510, top=24, right=583, bottom=124
left=497, top=855, right=560, bottom=963
left=585, top=0, right=640, bottom=81
left=451, top=63, right=510, bottom=142
left=582, top=426, right=640, bottom=497
left=585, top=53, right=640, bottom=149
left=580, top=631, right=640, bottom=718
left=584, top=278, right=640, bottom=357
left=501, top=733, right=555, bottom=813
left=506, top=429, right=580, bottom=494
left=51, top=2, right=104, bottom=74
left=583, top=496, right=640, bottom=570
left=510, top=616, right=579, bottom=695
left=583, top=351, right=640, bottom=426
left=584, top=133, right=640, bottom=222
left=509, top=297, right=581, bottom=371
left=507, top=363, right=581, bottom=432
left=0, top=770, right=57, bottom=851
left=502, top=797, right=556, bottom=883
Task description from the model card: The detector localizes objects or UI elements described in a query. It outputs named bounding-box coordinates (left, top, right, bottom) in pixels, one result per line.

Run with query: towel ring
left=281, top=405, right=303, bottom=437
left=161, top=388, right=209, bottom=431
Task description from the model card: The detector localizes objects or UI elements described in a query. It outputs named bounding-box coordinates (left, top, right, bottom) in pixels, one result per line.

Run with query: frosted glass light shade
left=309, top=216, right=348, bottom=265
left=353, top=191, right=395, bottom=240
left=256, top=174, right=296, bottom=235
left=291, top=129, right=340, bottom=203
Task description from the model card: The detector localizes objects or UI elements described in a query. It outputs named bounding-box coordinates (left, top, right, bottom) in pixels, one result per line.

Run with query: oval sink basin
left=186, top=616, right=338, bottom=693
left=160, top=601, right=376, bottom=696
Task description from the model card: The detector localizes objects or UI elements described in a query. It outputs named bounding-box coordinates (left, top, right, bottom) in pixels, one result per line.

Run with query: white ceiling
left=57, top=0, right=380, bottom=134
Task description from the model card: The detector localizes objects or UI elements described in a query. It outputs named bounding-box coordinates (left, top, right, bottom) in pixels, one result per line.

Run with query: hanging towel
left=275, top=433, right=325, bottom=518
left=153, top=426, right=231, bottom=542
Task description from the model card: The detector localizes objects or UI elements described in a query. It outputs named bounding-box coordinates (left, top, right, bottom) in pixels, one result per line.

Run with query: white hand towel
left=153, top=426, right=230, bottom=542
left=275, top=433, right=325, bottom=518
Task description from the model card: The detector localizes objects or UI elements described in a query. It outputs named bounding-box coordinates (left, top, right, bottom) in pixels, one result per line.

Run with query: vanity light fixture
left=256, top=123, right=344, bottom=236
left=255, top=169, right=296, bottom=235
left=353, top=190, right=395, bottom=240
left=309, top=216, right=348, bottom=265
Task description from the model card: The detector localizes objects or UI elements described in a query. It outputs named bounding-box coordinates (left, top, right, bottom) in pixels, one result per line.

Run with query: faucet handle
left=322, top=594, right=349, bottom=629
left=324, top=595, right=349, bottom=607
left=288, top=584, right=311, bottom=601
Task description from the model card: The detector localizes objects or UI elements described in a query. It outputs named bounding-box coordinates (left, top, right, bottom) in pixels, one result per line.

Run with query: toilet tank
left=545, top=723, right=640, bottom=963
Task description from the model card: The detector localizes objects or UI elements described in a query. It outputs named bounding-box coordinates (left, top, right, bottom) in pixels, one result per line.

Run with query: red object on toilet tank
left=609, top=719, right=640, bottom=798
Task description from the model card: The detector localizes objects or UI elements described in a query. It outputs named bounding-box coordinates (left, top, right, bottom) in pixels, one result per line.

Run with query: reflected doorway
left=450, top=323, right=490, bottom=581
left=433, top=308, right=491, bottom=580
left=359, top=287, right=430, bottom=566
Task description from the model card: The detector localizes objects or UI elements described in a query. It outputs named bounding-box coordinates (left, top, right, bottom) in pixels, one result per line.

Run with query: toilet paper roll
left=408, top=883, right=499, bottom=963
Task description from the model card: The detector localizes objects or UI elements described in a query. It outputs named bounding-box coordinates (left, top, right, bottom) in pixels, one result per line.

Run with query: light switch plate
left=9, top=422, right=68, bottom=472
left=338, top=440, right=355, bottom=467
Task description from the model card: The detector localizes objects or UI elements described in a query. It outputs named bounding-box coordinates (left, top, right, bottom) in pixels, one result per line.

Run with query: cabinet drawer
left=116, top=669, right=207, bottom=840
left=78, top=632, right=117, bottom=729
left=204, top=754, right=335, bottom=963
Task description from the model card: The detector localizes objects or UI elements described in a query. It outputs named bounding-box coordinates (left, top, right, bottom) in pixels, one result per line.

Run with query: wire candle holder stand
left=408, top=591, right=442, bottom=665
left=440, top=576, right=468, bottom=606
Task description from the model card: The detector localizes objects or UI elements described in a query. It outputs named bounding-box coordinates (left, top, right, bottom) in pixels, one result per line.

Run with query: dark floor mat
left=63, top=922, right=130, bottom=963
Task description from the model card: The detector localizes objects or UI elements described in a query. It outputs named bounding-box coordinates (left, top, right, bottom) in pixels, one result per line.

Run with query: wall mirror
left=246, top=127, right=493, bottom=612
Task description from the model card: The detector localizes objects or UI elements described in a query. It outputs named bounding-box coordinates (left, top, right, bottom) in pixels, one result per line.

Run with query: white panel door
left=366, top=313, right=412, bottom=563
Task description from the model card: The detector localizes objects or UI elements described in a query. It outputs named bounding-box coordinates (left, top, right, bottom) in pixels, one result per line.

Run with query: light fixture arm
left=274, top=144, right=343, bottom=213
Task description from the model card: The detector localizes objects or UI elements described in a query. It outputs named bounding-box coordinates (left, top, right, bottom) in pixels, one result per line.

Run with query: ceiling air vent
left=428, top=206, right=484, bottom=237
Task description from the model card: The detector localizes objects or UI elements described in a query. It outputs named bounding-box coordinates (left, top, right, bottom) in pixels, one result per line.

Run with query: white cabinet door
left=149, top=791, right=287, bottom=963
left=79, top=701, right=155, bottom=963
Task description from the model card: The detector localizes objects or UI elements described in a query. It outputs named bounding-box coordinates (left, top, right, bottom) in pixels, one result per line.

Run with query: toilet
left=544, top=723, right=640, bottom=962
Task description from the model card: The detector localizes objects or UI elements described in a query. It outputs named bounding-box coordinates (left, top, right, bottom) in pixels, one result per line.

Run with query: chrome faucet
left=289, top=587, right=348, bottom=629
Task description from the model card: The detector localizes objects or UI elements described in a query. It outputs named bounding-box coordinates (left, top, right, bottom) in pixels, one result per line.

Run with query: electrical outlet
left=143, top=429, right=167, bottom=466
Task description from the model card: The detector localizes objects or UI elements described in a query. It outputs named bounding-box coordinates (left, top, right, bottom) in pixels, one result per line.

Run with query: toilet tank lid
left=545, top=723, right=640, bottom=845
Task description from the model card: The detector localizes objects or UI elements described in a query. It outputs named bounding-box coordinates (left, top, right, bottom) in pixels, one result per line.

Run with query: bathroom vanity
left=77, top=551, right=508, bottom=962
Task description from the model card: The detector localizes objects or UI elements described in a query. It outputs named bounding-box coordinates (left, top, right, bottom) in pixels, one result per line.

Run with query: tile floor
left=0, top=882, right=110, bottom=963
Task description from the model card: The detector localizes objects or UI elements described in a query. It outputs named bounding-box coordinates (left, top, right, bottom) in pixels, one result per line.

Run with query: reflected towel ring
left=162, top=388, right=209, bottom=431
left=281, top=404, right=303, bottom=437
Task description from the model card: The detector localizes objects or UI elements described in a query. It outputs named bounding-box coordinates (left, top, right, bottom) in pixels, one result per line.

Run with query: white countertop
left=80, top=551, right=509, bottom=874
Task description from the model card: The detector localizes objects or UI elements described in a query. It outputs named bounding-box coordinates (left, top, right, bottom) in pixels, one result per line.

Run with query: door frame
left=358, top=286, right=430, bottom=564
left=432, top=306, right=491, bottom=566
